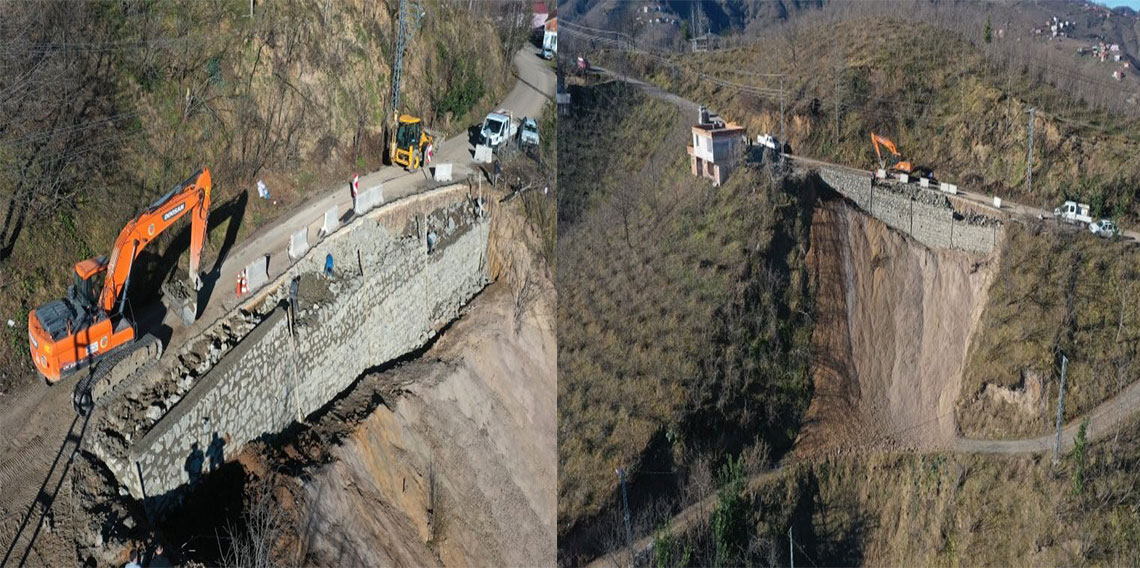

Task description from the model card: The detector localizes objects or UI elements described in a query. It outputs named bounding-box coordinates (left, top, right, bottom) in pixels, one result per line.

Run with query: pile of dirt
left=796, top=197, right=995, bottom=456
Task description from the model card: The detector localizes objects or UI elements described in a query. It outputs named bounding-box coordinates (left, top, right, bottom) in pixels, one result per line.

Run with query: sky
left=1098, top=0, right=1140, bottom=10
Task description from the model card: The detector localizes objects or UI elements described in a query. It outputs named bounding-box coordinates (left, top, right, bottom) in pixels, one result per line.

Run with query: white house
left=687, top=106, right=746, bottom=186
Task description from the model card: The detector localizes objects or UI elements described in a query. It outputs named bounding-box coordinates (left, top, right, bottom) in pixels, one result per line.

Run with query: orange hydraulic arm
left=870, top=132, right=913, bottom=174
left=98, top=168, right=212, bottom=314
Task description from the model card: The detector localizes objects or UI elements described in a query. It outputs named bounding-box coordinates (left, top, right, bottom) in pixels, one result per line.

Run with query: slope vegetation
left=558, top=80, right=814, bottom=562
left=958, top=221, right=1140, bottom=438
left=654, top=413, right=1140, bottom=567
left=621, top=17, right=1140, bottom=222
left=0, top=0, right=523, bottom=377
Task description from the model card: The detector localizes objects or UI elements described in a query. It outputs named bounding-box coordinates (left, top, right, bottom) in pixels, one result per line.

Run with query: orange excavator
left=870, top=132, right=915, bottom=175
left=28, top=168, right=211, bottom=412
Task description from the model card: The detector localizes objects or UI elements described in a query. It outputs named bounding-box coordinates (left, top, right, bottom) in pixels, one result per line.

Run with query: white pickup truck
left=480, top=110, right=518, bottom=149
left=1054, top=201, right=1093, bottom=225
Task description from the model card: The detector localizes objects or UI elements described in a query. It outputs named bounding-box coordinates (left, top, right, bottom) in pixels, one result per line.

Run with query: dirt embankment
left=797, top=196, right=995, bottom=455
left=301, top=198, right=555, bottom=566
left=219, top=195, right=554, bottom=567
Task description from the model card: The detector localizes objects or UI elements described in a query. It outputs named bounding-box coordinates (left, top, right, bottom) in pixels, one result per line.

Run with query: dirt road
left=0, top=45, right=553, bottom=565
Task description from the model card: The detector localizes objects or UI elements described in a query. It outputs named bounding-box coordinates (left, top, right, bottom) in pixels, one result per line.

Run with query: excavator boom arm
left=870, top=133, right=903, bottom=169
left=97, top=168, right=212, bottom=313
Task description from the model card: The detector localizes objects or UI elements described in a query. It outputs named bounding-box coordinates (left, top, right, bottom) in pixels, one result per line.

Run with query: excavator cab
left=391, top=113, right=432, bottom=170
left=72, top=257, right=108, bottom=312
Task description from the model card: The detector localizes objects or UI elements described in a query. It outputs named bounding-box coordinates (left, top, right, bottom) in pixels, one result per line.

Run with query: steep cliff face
left=798, top=196, right=994, bottom=454
left=301, top=280, right=556, bottom=567
left=297, top=200, right=556, bottom=567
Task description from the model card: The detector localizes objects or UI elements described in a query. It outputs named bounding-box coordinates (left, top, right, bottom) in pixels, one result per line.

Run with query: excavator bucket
left=162, top=279, right=197, bottom=326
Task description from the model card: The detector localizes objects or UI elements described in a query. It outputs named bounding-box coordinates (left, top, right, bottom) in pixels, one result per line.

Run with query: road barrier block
left=876, top=169, right=887, bottom=179
left=920, top=178, right=930, bottom=188
left=288, top=227, right=309, bottom=260
left=433, top=163, right=452, bottom=182
left=940, top=182, right=958, bottom=195
left=474, top=144, right=493, bottom=164
left=898, top=173, right=909, bottom=183
left=321, top=205, right=338, bottom=236
left=245, top=255, right=270, bottom=291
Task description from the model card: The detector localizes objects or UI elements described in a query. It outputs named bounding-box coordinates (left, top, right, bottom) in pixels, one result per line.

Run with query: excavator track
left=73, top=334, right=163, bottom=416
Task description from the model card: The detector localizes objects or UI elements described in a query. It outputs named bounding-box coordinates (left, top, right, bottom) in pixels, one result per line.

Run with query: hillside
left=958, top=221, right=1140, bottom=438
left=653, top=414, right=1140, bottom=566
left=0, top=0, right=525, bottom=380
left=561, top=6, right=1140, bottom=565
left=557, top=80, right=814, bottom=562
left=607, top=16, right=1140, bottom=224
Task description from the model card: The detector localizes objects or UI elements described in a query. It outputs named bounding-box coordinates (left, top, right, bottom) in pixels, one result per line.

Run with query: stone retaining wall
left=90, top=186, right=490, bottom=514
left=816, top=167, right=1000, bottom=254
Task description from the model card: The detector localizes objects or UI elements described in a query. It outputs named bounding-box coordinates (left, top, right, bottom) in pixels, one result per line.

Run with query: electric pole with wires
left=617, top=468, right=634, bottom=564
left=1027, top=107, right=1035, bottom=195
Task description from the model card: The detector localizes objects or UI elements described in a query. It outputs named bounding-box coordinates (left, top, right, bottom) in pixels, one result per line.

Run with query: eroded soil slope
left=798, top=196, right=994, bottom=454
left=299, top=198, right=556, bottom=567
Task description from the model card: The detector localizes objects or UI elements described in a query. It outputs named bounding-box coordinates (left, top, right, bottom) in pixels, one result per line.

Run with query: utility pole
left=780, top=76, right=786, bottom=149
left=249, top=0, right=253, bottom=18
left=617, top=468, right=633, bottom=562
left=789, top=527, right=794, bottom=568
left=1026, top=107, right=1036, bottom=195
left=1053, top=354, right=1068, bottom=465
left=391, top=0, right=408, bottom=112
left=834, top=71, right=841, bottom=149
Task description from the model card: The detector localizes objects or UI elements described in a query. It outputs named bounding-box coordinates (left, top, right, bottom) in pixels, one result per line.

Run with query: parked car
left=519, top=117, right=539, bottom=147
left=1090, top=219, right=1118, bottom=238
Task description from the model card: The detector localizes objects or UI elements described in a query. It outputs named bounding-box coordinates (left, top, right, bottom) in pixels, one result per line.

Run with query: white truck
left=480, top=110, right=518, bottom=149
left=1054, top=201, right=1093, bottom=225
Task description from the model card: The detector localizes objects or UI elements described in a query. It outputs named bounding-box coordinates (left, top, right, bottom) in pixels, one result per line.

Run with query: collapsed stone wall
left=816, top=167, right=1001, bottom=254
left=85, top=185, right=490, bottom=512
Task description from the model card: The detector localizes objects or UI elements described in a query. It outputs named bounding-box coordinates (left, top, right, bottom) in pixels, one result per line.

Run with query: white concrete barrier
left=876, top=169, right=887, bottom=179
left=353, top=184, right=383, bottom=216
left=367, top=184, right=383, bottom=207
left=898, top=173, right=909, bottom=183
left=920, top=178, right=930, bottom=188
left=433, top=163, right=453, bottom=182
left=320, top=205, right=338, bottom=236
left=474, top=144, right=494, bottom=164
left=288, top=227, right=309, bottom=260
left=993, top=196, right=1002, bottom=209
left=940, top=182, right=958, bottom=195
left=245, top=255, right=270, bottom=291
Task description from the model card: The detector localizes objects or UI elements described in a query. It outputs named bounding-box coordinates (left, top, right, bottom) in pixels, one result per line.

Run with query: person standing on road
left=351, top=172, right=359, bottom=210
left=124, top=550, right=141, bottom=568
